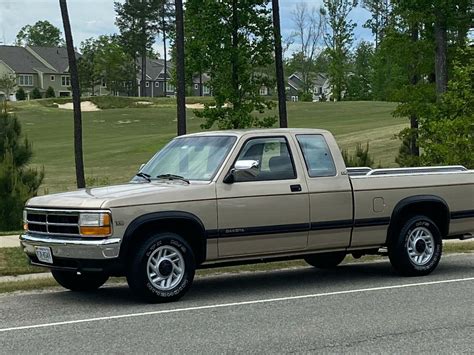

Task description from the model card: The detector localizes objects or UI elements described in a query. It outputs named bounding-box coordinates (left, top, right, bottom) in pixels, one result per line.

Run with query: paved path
left=0, top=254, right=472, bottom=353
left=0, top=235, right=20, bottom=248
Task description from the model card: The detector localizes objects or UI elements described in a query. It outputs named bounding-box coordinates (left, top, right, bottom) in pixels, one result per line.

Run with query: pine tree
left=0, top=102, right=44, bottom=230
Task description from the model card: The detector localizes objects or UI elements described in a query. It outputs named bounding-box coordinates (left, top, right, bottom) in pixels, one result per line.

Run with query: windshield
left=135, top=135, right=237, bottom=182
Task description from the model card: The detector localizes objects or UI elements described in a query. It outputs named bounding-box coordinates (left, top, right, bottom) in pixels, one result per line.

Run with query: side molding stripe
left=451, top=210, right=474, bottom=220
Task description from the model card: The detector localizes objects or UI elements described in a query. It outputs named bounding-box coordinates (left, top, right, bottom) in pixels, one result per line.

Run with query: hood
left=27, top=181, right=215, bottom=209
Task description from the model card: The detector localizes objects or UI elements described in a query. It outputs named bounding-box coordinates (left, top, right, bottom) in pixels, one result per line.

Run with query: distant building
left=0, top=45, right=78, bottom=99
left=287, top=72, right=332, bottom=102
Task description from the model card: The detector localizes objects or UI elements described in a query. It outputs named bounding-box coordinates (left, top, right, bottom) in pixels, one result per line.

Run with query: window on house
left=146, top=82, right=150, bottom=88
left=166, top=82, right=175, bottom=92
left=50, top=76, right=55, bottom=81
left=203, top=85, right=210, bottom=95
left=101, top=79, right=107, bottom=87
left=155, top=82, right=159, bottom=87
left=18, top=75, right=33, bottom=86
left=194, top=84, right=199, bottom=90
left=61, top=76, right=71, bottom=87
left=259, top=87, right=268, bottom=96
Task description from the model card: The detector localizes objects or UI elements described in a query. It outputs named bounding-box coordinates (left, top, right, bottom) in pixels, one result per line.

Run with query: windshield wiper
left=156, top=174, right=190, bottom=184
left=135, top=172, right=151, bottom=182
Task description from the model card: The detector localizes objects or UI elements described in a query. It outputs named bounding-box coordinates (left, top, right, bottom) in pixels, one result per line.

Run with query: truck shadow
left=45, top=257, right=471, bottom=306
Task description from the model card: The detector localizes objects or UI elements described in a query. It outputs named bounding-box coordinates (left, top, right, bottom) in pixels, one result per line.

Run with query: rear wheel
left=304, top=251, right=346, bottom=269
left=126, top=232, right=195, bottom=303
left=388, top=215, right=442, bottom=276
left=51, top=270, right=109, bottom=291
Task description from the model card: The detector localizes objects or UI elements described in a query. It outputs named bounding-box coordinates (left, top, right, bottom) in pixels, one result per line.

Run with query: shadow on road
left=38, top=257, right=471, bottom=307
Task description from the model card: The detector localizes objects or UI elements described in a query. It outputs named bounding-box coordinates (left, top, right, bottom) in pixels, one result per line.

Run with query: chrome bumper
left=20, top=233, right=121, bottom=260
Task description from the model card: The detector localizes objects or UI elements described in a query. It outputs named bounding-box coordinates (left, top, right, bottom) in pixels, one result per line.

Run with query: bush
left=342, top=142, right=375, bottom=167
left=0, top=102, right=44, bottom=230
left=45, top=86, right=56, bottom=98
left=300, top=91, right=313, bottom=102
left=31, top=88, right=42, bottom=99
left=16, top=88, right=26, bottom=101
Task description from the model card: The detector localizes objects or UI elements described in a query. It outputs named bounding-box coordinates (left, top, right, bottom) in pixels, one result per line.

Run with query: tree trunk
left=162, top=8, right=168, bottom=97
left=231, top=0, right=240, bottom=115
left=59, top=0, right=85, bottom=189
left=272, top=0, right=288, bottom=128
left=175, top=0, right=186, bottom=136
left=434, top=8, right=448, bottom=96
left=409, top=24, right=420, bottom=157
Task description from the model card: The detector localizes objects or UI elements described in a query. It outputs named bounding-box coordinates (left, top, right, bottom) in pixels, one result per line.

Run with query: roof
left=288, top=72, right=329, bottom=89
left=183, top=128, right=330, bottom=138
left=192, top=73, right=211, bottom=84
left=138, top=57, right=173, bottom=80
left=28, top=46, right=78, bottom=73
left=0, top=45, right=51, bottom=73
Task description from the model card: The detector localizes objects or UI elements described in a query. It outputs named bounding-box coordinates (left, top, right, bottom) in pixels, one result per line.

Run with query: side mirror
left=223, top=160, right=259, bottom=183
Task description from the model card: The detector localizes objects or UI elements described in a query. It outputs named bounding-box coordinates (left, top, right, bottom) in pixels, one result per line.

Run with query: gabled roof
left=137, top=57, right=173, bottom=80
left=0, top=45, right=51, bottom=73
left=28, top=46, right=78, bottom=73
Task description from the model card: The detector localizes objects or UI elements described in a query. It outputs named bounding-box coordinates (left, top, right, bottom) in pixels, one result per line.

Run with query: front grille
left=26, top=209, right=80, bottom=236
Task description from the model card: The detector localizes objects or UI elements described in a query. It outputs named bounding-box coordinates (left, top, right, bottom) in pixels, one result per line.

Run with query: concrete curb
left=0, top=272, right=52, bottom=283
left=0, top=235, right=21, bottom=249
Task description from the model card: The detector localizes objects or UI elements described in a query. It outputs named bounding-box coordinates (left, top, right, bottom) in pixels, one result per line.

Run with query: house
left=287, top=72, right=332, bottom=102
left=192, top=73, right=212, bottom=96
left=0, top=45, right=77, bottom=99
left=137, top=57, right=175, bottom=97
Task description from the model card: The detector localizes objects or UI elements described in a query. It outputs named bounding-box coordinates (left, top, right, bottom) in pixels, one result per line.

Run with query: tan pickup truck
left=21, top=129, right=474, bottom=302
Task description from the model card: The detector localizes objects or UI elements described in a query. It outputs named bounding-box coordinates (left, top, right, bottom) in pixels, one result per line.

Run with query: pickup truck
left=20, top=129, right=474, bottom=302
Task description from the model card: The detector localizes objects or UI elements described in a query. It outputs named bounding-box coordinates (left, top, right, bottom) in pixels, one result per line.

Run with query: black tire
left=51, top=270, right=109, bottom=291
left=304, top=251, right=346, bottom=269
left=388, top=215, right=442, bottom=276
left=126, top=232, right=195, bottom=303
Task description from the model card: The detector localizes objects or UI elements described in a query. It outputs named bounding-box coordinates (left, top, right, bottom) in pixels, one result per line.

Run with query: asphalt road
left=1, top=254, right=473, bottom=354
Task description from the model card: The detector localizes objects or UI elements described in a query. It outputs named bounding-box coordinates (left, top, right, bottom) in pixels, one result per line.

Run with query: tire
left=51, top=270, right=109, bottom=291
left=304, top=251, right=346, bottom=269
left=126, top=232, right=195, bottom=303
left=388, top=215, right=442, bottom=276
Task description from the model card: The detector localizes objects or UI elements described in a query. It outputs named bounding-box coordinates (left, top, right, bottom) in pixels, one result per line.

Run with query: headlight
left=79, top=212, right=112, bottom=236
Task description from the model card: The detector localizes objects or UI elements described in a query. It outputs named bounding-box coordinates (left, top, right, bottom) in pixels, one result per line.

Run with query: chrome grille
left=26, top=209, right=80, bottom=236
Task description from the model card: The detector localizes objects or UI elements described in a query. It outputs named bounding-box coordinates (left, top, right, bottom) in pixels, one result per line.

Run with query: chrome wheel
left=147, top=245, right=185, bottom=291
left=406, top=227, right=435, bottom=266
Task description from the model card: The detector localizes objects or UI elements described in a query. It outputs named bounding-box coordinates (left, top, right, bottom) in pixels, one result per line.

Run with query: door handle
left=290, top=184, right=302, bottom=192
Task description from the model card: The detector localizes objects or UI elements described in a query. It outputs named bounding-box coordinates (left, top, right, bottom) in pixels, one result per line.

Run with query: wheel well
left=387, top=200, right=450, bottom=242
left=121, top=218, right=207, bottom=265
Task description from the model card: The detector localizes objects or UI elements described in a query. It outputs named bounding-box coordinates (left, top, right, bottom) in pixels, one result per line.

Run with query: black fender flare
left=119, top=211, right=208, bottom=262
left=388, top=195, right=450, bottom=239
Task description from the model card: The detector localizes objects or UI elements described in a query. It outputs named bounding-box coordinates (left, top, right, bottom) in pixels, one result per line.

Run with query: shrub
left=16, top=88, right=26, bottom=101
left=341, top=142, right=375, bottom=167
left=31, top=88, right=42, bottom=99
left=0, top=102, right=44, bottom=230
left=45, top=86, right=56, bottom=98
left=300, top=91, right=313, bottom=102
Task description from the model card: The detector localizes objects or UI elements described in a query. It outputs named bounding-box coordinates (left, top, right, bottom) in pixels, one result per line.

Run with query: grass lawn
left=11, top=99, right=401, bottom=193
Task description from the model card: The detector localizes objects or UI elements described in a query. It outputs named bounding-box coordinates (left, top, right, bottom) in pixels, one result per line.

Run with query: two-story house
left=287, top=72, right=332, bottom=102
left=137, top=58, right=175, bottom=97
left=0, top=45, right=77, bottom=99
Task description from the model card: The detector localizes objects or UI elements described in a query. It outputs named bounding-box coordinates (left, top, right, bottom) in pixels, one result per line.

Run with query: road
left=0, top=254, right=473, bottom=354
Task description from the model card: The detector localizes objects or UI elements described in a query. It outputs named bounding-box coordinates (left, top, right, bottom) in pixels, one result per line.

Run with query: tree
left=187, top=0, right=276, bottom=129
left=362, top=0, right=392, bottom=48
left=175, top=0, right=186, bottom=135
left=272, top=0, right=288, bottom=128
left=16, top=20, right=63, bottom=47
left=15, top=88, right=26, bottom=101
left=0, top=102, right=44, bottom=230
left=290, top=3, right=325, bottom=93
left=346, top=41, right=374, bottom=100
left=59, top=0, right=85, bottom=189
left=115, top=0, right=162, bottom=97
left=31, top=87, right=42, bottom=99
left=0, top=75, right=16, bottom=101
left=341, top=142, right=375, bottom=167
left=45, top=86, right=56, bottom=98
left=322, top=0, right=357, bottom=101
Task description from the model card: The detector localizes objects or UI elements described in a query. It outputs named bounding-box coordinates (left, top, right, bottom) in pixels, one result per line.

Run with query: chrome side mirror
left=223, top=160, right=260, bottom=183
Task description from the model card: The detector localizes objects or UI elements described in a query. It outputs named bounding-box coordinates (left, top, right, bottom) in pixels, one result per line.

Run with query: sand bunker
left=136, top=101, right=153, bottom=105
left=186, top=103, right=205, bottom=109
left=56, top=101, right=101, bottom=112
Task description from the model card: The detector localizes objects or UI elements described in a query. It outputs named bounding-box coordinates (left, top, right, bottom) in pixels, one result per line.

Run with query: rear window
left=296, top=134, right=336, bottom=177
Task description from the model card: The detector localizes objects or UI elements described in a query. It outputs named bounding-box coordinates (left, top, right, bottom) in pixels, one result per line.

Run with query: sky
left=0, top=0, right=373, bottom=56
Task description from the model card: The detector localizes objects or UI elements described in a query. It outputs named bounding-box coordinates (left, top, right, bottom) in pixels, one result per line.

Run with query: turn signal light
left=80, top=225, right=112, bottom=236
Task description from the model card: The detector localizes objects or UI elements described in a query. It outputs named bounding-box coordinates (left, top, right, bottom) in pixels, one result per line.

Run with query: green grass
left=0, top=247, right=46, bottom=276
left=10, top=99, right=401, bottom=193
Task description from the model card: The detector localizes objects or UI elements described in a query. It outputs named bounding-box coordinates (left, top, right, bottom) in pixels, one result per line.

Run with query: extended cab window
left=234, top=137, right=296, bottom=182
left=297, top=134, right=336, bottom=177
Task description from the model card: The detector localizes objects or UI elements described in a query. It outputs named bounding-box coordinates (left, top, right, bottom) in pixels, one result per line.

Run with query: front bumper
left=20, top=233, right=122, bottom=260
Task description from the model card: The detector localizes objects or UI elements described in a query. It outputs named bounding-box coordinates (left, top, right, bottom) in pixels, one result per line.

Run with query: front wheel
left=126, top=233, right=195, bottom=303
left=51, top=270, right=109, bottom=291
left=388, top=215, right=442, bottom=276
left=304, top=251, right=346, bottom=269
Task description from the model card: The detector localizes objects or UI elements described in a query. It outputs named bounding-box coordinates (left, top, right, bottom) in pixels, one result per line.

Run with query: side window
left=297, top=135, right=336, bottom=177
left=234, top=137, right=296, bottom=182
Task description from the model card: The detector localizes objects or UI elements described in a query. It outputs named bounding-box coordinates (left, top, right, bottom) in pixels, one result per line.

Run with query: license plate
left=35, top=247, right=53, bottom=264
